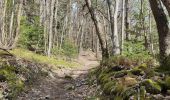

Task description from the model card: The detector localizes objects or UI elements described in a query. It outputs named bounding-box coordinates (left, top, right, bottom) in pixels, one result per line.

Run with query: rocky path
left=18, top=51, right=100, bottom=100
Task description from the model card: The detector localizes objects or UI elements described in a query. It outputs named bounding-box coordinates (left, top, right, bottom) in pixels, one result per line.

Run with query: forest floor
left=17, top=51, right=100, bottom=100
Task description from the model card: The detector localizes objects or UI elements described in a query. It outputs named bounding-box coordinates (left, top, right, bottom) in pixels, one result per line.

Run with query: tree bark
left=47, top=0, right=55, bottom=56
left=107, top=0, right=120, bottom=55
left=121, top=0, right=125, bottom=55
left=149, top=0, right=170, bottom=66
left=85, top=0, right=109, bottom=58
left=125, top=0, right=130, bottom=40
left=161, top=0, right=170, bottom=17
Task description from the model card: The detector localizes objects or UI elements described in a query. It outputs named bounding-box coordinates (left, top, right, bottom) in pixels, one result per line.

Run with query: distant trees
left=1, top=0, right=170, bottom=65
left=0, top=0, right=23, bottom=50
left=85, top=0, right=109, bottom=58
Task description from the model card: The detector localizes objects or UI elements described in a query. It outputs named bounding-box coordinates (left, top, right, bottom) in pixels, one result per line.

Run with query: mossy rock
left=141, top=79, right=161, bottom=94
left=114, top=70, right=128, bottom=78
left=103, top=81, right=116, bottom=95
left=111, top=65, right=125, bottom=71
left=165, top=77, right=170, bottom=89
left=0, top=75, right=6, bottom=82
left=138, top=63, right=147, bottom=70
left=145, top=68, right=155, bottom=78
left=123, top=76, right=138, bottom=87
left=130, top=68, right=145, bottom=76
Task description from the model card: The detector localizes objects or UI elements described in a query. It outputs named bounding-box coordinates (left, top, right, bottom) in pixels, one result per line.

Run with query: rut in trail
left=18, top=51, right=100, bottom=100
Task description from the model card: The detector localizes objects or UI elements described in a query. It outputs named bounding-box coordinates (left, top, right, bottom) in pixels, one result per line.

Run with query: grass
left=10, top=48, right=80, bottom=69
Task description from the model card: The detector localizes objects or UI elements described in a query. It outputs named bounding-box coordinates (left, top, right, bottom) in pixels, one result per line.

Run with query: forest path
left=18, top=51, right=100, bottom=100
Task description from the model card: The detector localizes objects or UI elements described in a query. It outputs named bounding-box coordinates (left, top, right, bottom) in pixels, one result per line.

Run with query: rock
left=0, top=90, right=3, bottom=99
left=165, top=96, right=170, bottom=100
left=45, top=95, right=50, bottom=99
left=167, top=90, right=170, bottom=95
left=141, top=79, right=161, bottom=94
left=65, top=84, right=75, bottom=90
left=130, top=68, right=145, bottom=76
left=152, top=94, right=164, bottom=100
left=112, top=65, right=125, bottom=71
left=64, top=75, right=73, bottom=80
left=0, top=75, right=6, bottom=82
left=165, top=77, right=170, bottom=89
left=114, top=71, right=128, bottom=78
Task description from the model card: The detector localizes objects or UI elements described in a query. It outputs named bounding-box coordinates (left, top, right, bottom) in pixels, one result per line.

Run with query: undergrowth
left=10, top=48, right=80, bottom=69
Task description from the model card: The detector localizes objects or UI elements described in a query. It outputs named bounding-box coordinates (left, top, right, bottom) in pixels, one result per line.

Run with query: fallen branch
left=0, top=47, right=14, bottom=56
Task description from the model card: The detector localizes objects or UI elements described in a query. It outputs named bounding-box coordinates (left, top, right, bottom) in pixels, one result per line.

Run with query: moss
left=141, top=79, right=161, bottom=94
left=0, top=65, right=25, bottom=99
left=114, top=96, right=123, bottom=100
left=103, top=81, right=116, bottom=95
left=130, top=68, right=145, bottom=76
left=145, top=68, right=155, bottom=78
left=10, top=48, right=80, bottom=68
left=165, top=77, right=170, bottom=89
left=8, top=79, right=24, bottom=99
left=114, top=70, right=128, bottom=78
left=123, top=77, right=138, bottom=87
left=100, top=75, right=110, bottom=85
left=138, top=63, right=147, bottom=70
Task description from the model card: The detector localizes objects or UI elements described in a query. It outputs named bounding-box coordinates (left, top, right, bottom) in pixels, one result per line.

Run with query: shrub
left=18, top=16, right=44, bottom=51
left=52, top=39, right=78, bottom=58
left=123, top=40, right=153, bottom=63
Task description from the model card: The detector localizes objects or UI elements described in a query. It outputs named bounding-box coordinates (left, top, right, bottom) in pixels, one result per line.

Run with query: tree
left=85, top=0, right=109, bottom=58
left=107, top=0, right=120, bottom=55
left=149, top=0, right=170, bottom=66
left=161, top=0, right=170, bottom=17
left=0, top=0, right=23, bottom=50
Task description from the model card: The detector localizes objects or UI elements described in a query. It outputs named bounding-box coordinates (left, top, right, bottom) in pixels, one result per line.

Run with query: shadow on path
left=18, top=51, right=100, bottom=100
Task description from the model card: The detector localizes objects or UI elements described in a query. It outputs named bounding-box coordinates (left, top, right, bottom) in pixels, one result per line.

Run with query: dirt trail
left=18, top=51, right=100, bottom=100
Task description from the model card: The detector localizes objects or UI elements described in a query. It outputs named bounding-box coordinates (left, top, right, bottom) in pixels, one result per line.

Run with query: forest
left=0, top=0, right=170, bottom=100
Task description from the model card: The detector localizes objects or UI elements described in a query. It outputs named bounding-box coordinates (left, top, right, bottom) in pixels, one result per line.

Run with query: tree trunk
left=47, top=0, right=55, bottom=56
left=121, top=0, right=125, bottom=55
left=107, top=0, right=120, bottom=55
left=85, top=0, right=109, bottom=58
left=125, top=0, right=130, bottom=40
left=149, top=0, right=170, bottom=66
left=149, top=9, right=154, bottom=54
left=161, top=0, right=170, bottom=17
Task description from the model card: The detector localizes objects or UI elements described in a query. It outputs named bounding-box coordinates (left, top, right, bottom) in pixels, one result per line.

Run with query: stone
left=114, top=71, right=128, bottom=78
left=112, top=65, right=125, bottom=71
left=141, top=79, right=161, bottom=94
left=0, top=75, right=6, bottom=82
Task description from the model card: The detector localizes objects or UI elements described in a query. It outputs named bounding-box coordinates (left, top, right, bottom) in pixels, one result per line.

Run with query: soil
left=18, top=51, right=100, bottom=100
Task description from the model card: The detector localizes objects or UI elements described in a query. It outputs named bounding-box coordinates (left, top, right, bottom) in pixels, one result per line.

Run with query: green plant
left=123, top=40, right=152, bottom=63
left=52, top=39, right=78, bottom=58
left=19, top=16, right=44, bottom=50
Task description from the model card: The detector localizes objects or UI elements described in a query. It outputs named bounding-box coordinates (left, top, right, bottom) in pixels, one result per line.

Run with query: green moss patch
left=0, top=65, right=24, bottom=99
left=10, top=48, right=80, bottom=69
